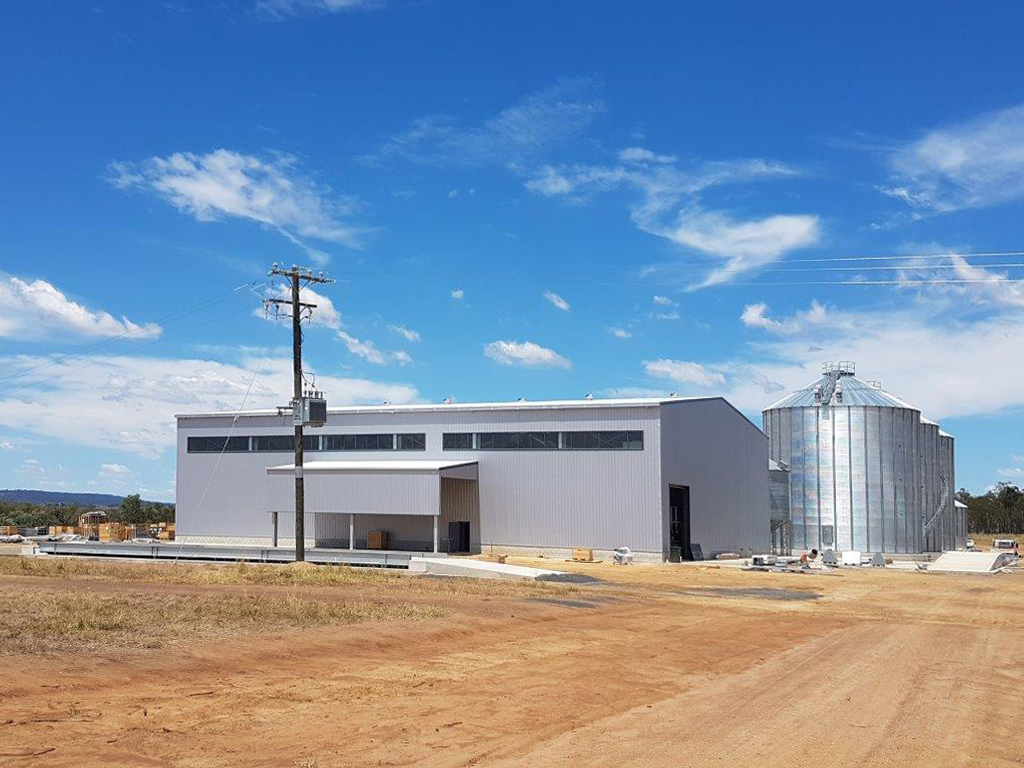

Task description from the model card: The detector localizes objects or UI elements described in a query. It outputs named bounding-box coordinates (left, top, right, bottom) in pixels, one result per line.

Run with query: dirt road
left=2, top=560, right=1023, bottom=767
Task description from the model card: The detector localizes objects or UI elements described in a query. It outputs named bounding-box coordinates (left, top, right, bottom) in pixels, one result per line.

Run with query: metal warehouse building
left=764, top=362, right=965, bottom=555
left=176, top=397, right=769, bottom=562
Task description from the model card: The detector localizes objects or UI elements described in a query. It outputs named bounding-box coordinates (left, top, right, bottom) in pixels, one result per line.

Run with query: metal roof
left=266, top=460, right=478, bottom=474
left=177, top=395, right=711, bottom=420
left=765, top=373, right=919, bottom=411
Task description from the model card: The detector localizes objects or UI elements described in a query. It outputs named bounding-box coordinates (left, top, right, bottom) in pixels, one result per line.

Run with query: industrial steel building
left=764, top=362, right=965, bottom=555
left=176, top=396, right=769, bottom=562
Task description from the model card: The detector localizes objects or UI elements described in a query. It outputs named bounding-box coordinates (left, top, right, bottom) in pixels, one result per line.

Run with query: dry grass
left=0, top=556, right=579, bottom=598
left=0, top=586, right=446, bottom=655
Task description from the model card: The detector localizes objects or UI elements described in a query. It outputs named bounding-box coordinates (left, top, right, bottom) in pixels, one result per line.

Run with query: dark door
left=448, top=521, right=470, bottom=553
left=669, top=485, right=691, bottom=561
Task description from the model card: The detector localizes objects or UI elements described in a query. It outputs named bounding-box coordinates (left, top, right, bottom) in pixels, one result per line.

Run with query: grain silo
left=763, top=362, right=964, bottom=554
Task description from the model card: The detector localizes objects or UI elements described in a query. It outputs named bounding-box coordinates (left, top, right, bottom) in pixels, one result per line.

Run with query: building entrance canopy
left=266, top=460, right=478, bottom=518
left=266, top=460, right=479, bottom=553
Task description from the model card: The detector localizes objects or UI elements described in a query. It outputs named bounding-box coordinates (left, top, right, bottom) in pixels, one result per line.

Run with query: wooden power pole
left=264, top=264, right=334, bottom=562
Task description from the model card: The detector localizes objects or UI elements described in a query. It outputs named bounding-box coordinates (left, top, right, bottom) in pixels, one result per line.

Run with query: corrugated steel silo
left=763, top=362, right=963, bottom=554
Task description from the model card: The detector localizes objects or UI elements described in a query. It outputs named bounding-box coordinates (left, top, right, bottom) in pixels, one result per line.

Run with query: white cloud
left=0, top=276, right=161, bottom=340
left=0, top=353, right=419, bottom=457
left=450, top=288, right=464, bottom=300
left=542, top=289, right=570, bottom=311
left=701, top=290, right=1024, bottom=419
left=651, top=310, right=680, bottom=321
left=13, top=458, right=69, bottom=489
left=644, top=359, right=726, bottom=387
left=256, top=0, right=382, bottom=18
left=484, top=340, right=571, bottom=369
left=599, top=386, right=671, bottom=398
left=336, top=331, right=410, bottom=366
left=525, top=156, right=817, bottom=286
left=609, top=327, right=632, bottom=339
left=109, top=149, right=362, bottom=260
left=899, top=254, right=1024, bottom=310
left=882, top=103, right=1024, bottom=212
left=256, top=283, right=342, bottom=328
left=362, top=79, right=603, bottom=167
left=659, top=209, right=820, bottom=288
left=741, top=300, right=829, bottom=335
left=99, top=463, right=132, bottom=477
left=652, top=294, right=678, bottom=307
left=388, top=324, right=421, bottom=342
left=619, top=147, right=676, bottom=164
left=16, top=458, right=44, bottom=476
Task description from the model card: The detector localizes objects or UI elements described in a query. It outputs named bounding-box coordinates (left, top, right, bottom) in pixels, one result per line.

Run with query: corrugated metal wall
left=177, top=399, right=770, bottom=559
left=177, top=404, right=665, bottom=555
left=660, top=400, right=769, bottom=557
left=266, top=470, right=441, bottom=516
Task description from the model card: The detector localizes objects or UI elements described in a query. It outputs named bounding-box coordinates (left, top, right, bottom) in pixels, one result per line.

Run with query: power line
left=731, top=250, right=1024, bottom=265
left=336, top=250, right=1024, bottom=278
left=722, top=277, right=1024, bottom=287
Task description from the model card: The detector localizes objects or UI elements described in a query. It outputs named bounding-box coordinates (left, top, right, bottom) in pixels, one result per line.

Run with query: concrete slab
left=928, top=551, right=1017, bottom=573
left=409, top=557, right=597, bottom=582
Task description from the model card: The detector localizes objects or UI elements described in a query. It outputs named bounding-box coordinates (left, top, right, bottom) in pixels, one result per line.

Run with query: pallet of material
left=571, top=548, right=596, bottom=563
left=97, top=523, right=128, bottom=542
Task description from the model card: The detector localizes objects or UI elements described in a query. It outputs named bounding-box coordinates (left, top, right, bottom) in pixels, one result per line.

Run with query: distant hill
left=0, top=489, right=172, bottom=507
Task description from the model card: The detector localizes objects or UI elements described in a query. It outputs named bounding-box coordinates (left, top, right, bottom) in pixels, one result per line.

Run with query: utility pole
left=264, top=264, right=334, bottom=561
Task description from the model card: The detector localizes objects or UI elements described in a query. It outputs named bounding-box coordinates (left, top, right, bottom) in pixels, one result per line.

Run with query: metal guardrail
left=35, top=541, right=444, bottom=568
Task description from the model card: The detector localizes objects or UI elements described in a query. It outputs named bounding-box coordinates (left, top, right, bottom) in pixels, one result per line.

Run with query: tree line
left=0, top=494, right=175, bottom=529
left=958, top=482, right=1024, bottom=534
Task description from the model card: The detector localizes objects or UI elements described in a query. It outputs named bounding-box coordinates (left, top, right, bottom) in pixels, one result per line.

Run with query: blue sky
left=2, top=0, right=1024, bottom=499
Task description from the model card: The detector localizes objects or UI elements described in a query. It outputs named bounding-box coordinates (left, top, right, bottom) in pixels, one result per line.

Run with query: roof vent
left=584, top=393, right=595, bottom=401
left=813, top=386, right=822, bottom=403
left=442, top=397, right=452, bottom=404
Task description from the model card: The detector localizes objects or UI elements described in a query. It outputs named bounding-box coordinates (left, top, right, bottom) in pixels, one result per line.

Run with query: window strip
left=188, top=433, right=426, bottom=453
left=441, top=430, right=643, bottom=451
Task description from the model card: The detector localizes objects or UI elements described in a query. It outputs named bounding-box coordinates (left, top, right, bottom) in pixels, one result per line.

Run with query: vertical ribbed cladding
left=763, top=363, right=956, bottom=554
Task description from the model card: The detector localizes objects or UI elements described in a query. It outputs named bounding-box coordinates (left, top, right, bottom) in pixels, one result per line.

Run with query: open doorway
left=669, top=485, right=691, bottom=562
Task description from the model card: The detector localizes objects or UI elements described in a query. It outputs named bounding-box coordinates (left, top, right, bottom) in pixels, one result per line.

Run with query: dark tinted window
left=563, top=430, right=643, bottom=450
left=397, top=433, right=426, bottom=450
left=187, top=436, right=249, bottom=453
left=357, top=433, right=393, bottom=450
left=477, top=432, right=558, bottom=450
left=443, top=433, right=473, bottom=450
left=253, top=435, right=294, bottom=452
left=302, top=435, right=320, bottom=451
left=442, top=430, right=642, bottom=451
left=323, top=434, right=396, bottom=451
left=324, top=434, right=355, bottom=451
